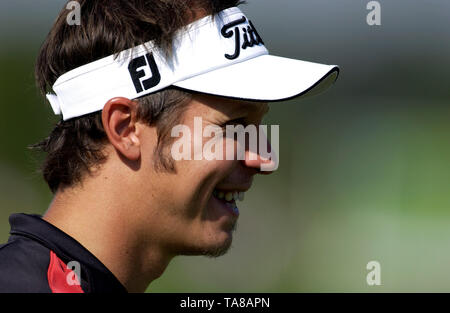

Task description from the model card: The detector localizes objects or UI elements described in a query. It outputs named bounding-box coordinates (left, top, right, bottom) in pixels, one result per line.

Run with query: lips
left=213, top=189, right=245, bottom=202
left=212, top=188, right=246, bottom=216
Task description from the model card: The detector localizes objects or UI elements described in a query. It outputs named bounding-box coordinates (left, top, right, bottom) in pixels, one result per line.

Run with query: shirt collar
left=9, top=213, right=128, bottom=293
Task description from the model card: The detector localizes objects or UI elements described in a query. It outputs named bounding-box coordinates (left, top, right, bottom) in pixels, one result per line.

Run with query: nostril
left=259, top=157, right=277, bottom=173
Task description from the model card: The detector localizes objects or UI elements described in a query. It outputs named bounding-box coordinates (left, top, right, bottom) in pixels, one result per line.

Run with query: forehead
left=190, top=93, right=269, bottom=117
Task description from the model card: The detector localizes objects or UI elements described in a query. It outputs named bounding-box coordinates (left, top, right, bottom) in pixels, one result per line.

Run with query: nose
left=243, top=151, right=276, bottom=175
left=241, top=128, right=277, bottom=175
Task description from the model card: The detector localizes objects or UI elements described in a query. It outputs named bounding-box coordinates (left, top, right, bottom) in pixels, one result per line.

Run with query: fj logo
left=128, top=53, right=161, bottom=93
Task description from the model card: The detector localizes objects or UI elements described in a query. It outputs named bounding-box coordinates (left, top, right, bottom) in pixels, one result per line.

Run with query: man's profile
left=0, top=0, right=338, bottom=293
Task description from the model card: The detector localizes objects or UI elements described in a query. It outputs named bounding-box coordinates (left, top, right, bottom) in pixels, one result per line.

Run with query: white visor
left=46, top=7, right=339, bottom=120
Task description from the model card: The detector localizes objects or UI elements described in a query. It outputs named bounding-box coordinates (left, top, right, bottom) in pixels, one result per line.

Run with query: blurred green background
left=0, top=0, right=449, bottom=292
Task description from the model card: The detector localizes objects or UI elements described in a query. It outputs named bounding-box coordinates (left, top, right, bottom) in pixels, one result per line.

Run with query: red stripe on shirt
left=47, top=250, right=84, bottom=293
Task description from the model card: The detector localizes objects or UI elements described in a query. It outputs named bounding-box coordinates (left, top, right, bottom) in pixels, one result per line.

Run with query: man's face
left=137, top=94, right=273, bottom=258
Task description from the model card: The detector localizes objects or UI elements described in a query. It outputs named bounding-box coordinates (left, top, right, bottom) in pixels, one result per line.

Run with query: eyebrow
left=233, top=101, right=270, bottom=116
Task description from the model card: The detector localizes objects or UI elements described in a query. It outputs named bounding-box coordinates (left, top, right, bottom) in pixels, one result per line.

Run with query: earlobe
left=102, top=97, right=141, bottom=161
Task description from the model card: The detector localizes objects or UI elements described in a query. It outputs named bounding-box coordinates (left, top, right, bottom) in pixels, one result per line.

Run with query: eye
left=220, top=117, right=247, bottom=128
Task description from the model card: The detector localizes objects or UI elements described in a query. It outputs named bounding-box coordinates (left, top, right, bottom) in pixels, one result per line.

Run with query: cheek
left=150, top=146, right=236, bottom=210
left=153, top=125, right=238, bottom=217
left=168, top=159, right=235, bottom=220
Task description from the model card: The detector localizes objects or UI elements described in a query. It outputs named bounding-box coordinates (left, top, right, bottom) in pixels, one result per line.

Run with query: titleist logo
left=221, top=16, right=264, bottom=60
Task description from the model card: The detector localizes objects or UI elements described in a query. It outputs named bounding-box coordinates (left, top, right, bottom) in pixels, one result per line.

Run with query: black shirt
left=0, top=213, right=127, bottom=293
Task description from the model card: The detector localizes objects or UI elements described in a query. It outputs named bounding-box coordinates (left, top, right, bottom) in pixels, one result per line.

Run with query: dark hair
left=33, top=0, right=241, bottom=193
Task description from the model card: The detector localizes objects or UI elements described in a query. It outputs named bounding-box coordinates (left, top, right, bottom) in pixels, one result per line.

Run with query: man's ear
left=102, top=97, right=141, bottom=161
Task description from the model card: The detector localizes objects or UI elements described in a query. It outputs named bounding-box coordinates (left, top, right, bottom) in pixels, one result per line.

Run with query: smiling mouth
left=212, top=189, right=245, bottom=216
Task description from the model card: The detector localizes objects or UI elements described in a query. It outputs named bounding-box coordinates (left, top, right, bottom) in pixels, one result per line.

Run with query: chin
left=204, top=218, right=239, bottom=257
left=179, top=225, right=236, bottom=258
left=201, top=234, right=233, bottom=258
left=176, top=194, right=239, bottom=257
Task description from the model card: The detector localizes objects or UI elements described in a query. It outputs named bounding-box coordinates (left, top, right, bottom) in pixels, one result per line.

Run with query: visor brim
left=173, top=54, right=339, bottom=102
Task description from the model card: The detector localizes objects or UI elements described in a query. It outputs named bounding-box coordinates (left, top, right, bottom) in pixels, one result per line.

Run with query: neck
left=43, top=174, right=172, bottom=292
